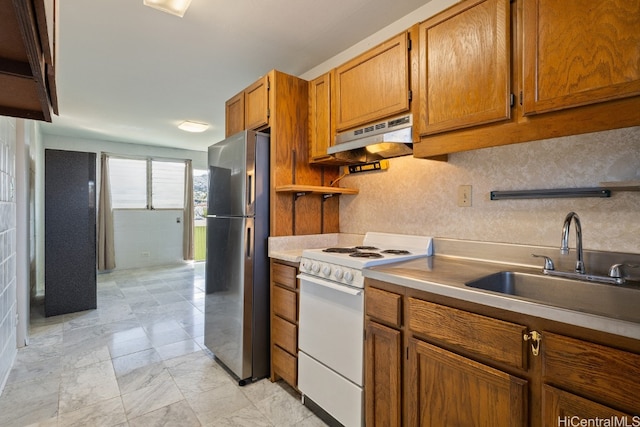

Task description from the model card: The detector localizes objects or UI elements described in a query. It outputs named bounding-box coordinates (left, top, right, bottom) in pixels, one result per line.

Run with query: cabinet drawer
left=408, top=298, right=527, bottom=370
left=273, top=315, right=297, bottom=355
left=273, top=286, right=297, bottom=322
left=273, top=344, right=297, bottom=387
left=366, top=287, right=402, bottom=328
left=273, top=263, right=297, bottom=290
left=543, top=332, right=640, bottom=415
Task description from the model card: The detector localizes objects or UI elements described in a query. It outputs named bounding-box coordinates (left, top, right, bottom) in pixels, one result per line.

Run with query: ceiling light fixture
left=178, top=120, right=209, bottom=133
left=143, top=0, right=192, bottom=17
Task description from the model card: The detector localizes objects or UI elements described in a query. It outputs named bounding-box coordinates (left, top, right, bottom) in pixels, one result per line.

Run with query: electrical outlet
left=458, top=185, right=472, bottom=207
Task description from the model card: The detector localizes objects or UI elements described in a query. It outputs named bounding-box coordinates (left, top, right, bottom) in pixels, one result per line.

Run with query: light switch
left=458, top=185, right=472, bottom=207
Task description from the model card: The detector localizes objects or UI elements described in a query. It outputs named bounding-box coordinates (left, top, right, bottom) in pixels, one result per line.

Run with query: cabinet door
left=542, top=332, right=640, bottom=415
left=542, top=385, right=636, bottom=426
left=225, top=91, right=245, bottom=137
left=245, top=75, right=269, bottom=130
left=407, top=338, right=527, bottom=427
left=334, top=32, right=410, bottom=131
left=418, top=0, right=511, bottom=135
left=365, top=321, right=402, bottom=427
left=523, top=0, right=640, bottom=115
left=308, top=72, right=334, bottom=163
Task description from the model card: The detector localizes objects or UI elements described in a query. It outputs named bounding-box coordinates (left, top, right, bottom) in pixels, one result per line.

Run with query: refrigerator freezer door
left=204, top=216, right=254, bottom=380
left=207, top=130, right=256, bottom=217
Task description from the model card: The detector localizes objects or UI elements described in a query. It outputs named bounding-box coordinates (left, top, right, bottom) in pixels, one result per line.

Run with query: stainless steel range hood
left=327, top=114, right=413, bottom=163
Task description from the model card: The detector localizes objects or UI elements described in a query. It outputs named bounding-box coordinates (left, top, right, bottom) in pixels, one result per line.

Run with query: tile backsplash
left=0, top=116, right=17, bottom=391
left=340, top=126, right=640, bottom=254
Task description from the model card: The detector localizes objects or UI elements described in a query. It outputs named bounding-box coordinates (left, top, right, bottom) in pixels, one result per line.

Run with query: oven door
left=298, top=274, right=364, bottom=385
left=298, top=274, right=364, bottom=427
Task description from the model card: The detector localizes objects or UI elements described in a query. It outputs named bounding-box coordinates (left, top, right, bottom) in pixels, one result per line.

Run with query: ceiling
left=39, top=0, right=431, bottom=152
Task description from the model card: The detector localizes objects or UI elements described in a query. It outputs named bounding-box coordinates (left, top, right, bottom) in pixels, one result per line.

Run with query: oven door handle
left=297, top=274, right=362, bottom=296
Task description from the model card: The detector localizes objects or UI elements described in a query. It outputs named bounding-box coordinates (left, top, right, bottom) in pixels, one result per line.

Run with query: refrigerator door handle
left=246, top=223, right=253, bottom=259
left=247, top=171, right=254, bottom=211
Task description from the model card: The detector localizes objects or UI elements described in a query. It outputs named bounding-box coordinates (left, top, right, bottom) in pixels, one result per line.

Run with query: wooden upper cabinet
left=308, top=72, right=335, bottom=163
left=418, top=0, right=511, bottom=136
left=334, top=32, right=410, bottom=131
left=0, top=0, right=58, bottom=121
left=245, top=74, right=270, bottom=130
left=523, top=0, right=640, bottom=115
left=225, top=91, right=244, bottom=137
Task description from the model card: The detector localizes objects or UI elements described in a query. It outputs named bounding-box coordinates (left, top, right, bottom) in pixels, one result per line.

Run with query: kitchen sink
left=465, top=271, right=640, bottom=323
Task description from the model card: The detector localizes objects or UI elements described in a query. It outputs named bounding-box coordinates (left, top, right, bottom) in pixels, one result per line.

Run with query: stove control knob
left=344, top=271, right=354, bottom=283
left=334, top=268, right=344, bottom=280
left=322, top=265, right=332, bottom=276
left=311, top=263, right=320, bottom=274
left=301, top=260, right=311, bottom=272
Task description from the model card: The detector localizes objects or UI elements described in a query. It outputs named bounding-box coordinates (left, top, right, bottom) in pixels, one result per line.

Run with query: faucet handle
left=609, top=263, right=639, bottom=281
left=532, top=254, right=555, bottom=271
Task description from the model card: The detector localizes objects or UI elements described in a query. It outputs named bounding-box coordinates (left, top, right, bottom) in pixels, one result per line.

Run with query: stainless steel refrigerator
left=204, top=130, right=270, bottom=384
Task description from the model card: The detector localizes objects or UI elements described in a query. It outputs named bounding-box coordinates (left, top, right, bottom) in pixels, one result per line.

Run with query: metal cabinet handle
left=524, top=330, right=542, bottom=356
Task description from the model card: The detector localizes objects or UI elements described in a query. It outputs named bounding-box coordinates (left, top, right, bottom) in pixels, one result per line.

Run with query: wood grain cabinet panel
left=418, top=0, right=511, bottom=135
left=308, top=72, right=335, bottom=163
left=365, top=321, right=402, bottom=427
left=272, top=262, right=297, bottom=290
left=523, top=0, right=640, bottom=115
left=407, top=338, right=527, bottom=427
left=408, top=297, right=527, bottom=370
left=224, top=91, right=244, bottom=137
left=334, top=32, right=410, bottom=131
left=542, top=332, right=640, bottom=415
left=272, top=345, right=297, bottom=387
left=272, top=315, right=297, bottom=355
left=244, top=74, right=270, bottom=130
left=542, top=385, right=636, bottom=426
left=272, top=286, right=297, bottom=323
left=365, top=287, right=402, bottom=328
left=270, top=261, right=300, bottom=389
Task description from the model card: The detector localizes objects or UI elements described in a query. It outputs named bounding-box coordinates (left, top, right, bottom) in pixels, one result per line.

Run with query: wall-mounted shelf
left=490, top=187, right=611, bottom=200
left=276, top=185, right=359, bottom=200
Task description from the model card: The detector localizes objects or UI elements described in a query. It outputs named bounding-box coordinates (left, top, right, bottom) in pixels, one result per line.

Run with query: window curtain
left=98, top=153, right=116, bottom=270
left=183, top=159, right=194, bottom=260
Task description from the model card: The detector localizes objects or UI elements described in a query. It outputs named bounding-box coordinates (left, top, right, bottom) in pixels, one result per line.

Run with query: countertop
left=268, top=233, right=364, bottom=263
left=366, top=255, right=640, bottom=340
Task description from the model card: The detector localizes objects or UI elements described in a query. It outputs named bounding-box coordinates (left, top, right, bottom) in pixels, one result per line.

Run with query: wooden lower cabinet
left=365, top=321, right=402, bottom=427
left=407, top=338, right=527, bottom=427
left=542, top=385, right=636, bottom=427
left=365, top=279, right=640, bottom=426
left=270, top=260, right=300, bottom=388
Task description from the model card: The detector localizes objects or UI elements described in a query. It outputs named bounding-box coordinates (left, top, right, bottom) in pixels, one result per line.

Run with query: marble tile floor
left=0, top=263, right=326, bottom=427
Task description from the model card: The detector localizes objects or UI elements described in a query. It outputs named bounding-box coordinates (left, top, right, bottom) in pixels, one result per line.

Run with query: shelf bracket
left=294, top=192, right=308, bottom=201
left=322, top=193, right=335, bottom=201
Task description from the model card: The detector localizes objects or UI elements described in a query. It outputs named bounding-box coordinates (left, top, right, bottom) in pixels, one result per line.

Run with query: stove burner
left=323, top=247, right=358, bottom=253
left=355, top=246, right=379, bottom=251
left=381, top=249, right=412, bottom=255
left=350, top=252, right=384, bottom=258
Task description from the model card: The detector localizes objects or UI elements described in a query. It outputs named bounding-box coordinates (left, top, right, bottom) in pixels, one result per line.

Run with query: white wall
left=113, top=210, right=184, bottom=269
left=300, top=0, right=459, bottom=80
left=36, top=134, right=207, bottom=284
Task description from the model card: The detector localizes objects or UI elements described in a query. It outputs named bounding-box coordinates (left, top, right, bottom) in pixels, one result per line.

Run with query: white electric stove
left=297, top=232, right=433, bottom=427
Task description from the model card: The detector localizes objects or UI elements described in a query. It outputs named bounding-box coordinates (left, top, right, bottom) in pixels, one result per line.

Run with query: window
left=109, top=157, right=185, bottom=209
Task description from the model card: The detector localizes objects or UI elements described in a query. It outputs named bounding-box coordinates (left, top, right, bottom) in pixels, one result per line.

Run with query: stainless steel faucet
left=560, top=211, right=585, bottom=274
